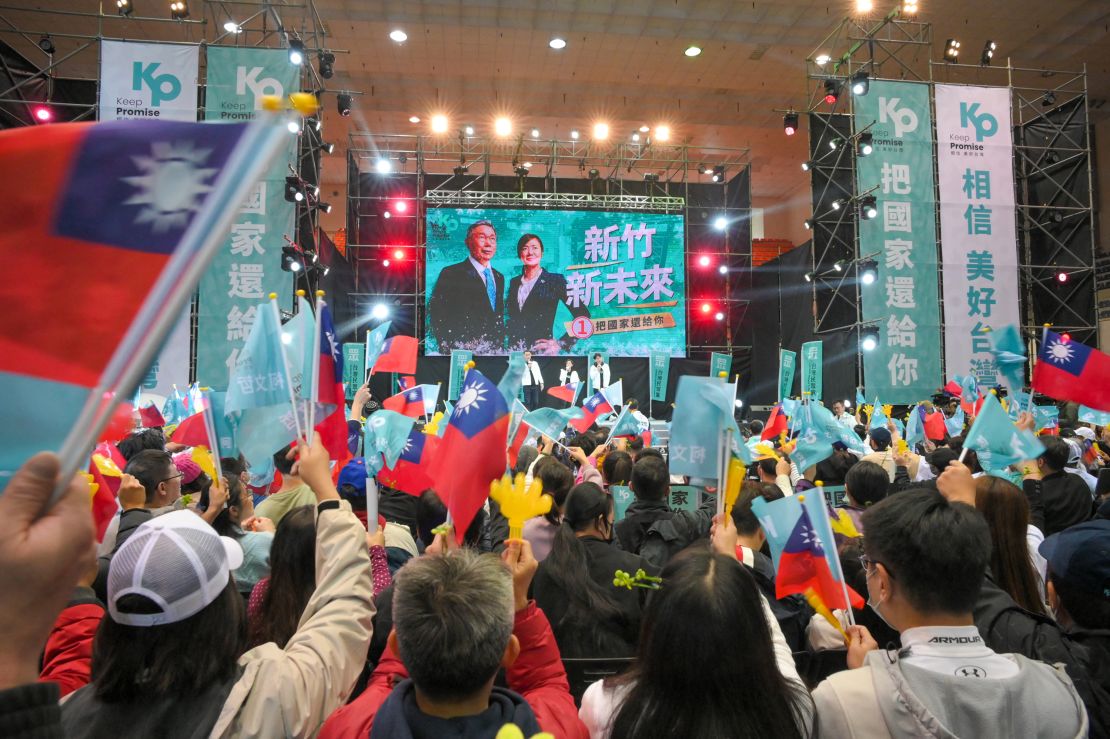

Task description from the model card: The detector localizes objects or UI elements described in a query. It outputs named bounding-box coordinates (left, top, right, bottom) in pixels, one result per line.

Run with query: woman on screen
left=507, top=233, right=590, bottom=353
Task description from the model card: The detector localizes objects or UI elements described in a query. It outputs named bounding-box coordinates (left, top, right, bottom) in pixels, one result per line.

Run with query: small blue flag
left=989, top=324, right=1027, bottom=392
left=1079, top=405, right=1110, bottom=426
left=363, top=320, right=392, bottom=376
left=364, top=409, right=416, bottom=472
left=905, top=405, right=925, bottom=448
left=945, top=406, right=966, bottom=436
left=964, top=394, right=1044, bottom=469
left=522, top=406, right=583, bottom=441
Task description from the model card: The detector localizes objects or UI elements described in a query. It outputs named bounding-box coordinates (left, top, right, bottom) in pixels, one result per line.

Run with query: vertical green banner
left=649, top=351, right=669, bottom=402
left=342, top=343, right=364, bottom=400
left=801, top=341, right=823, bottom=399
left=709, top=352, right=733, bottom=380
left=778, top=349, right=797, bottom=401
left=448, top=349, right=473, bottom=401
left=855, top=80, right=942, bottom=403
left=196, top=47, right=298, bottom=385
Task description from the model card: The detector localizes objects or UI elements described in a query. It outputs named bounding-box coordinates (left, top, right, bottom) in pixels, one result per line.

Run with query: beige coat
left=209, top=501, right=375, bottom=738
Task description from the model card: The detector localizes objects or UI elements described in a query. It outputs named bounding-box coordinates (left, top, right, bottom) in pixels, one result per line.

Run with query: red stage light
left=32, top=105, right=53, bottom=122
left=1062, top=332, right=1071, bottom=342
left=700, top=302, right=712, bottom=314
left=697, top=254, right=711, bottom=268
left=1057, top=271, right=1068, bottom=283
left=393, top=248, right=405, bottom=259
left=824, top=93, right=837, bottom=104
left=393, top=200, right=408, bottom=213
left=785, top=125, right=796, bottom=135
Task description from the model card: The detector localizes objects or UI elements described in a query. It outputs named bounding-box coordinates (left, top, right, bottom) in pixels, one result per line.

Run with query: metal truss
left=423, top=190, right=685, bottom=213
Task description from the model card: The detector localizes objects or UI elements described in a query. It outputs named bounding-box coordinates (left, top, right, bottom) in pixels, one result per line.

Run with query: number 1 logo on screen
left=570, top=317, right=594, bottom=340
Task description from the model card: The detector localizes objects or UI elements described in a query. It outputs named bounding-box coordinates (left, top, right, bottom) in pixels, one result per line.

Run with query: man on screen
left=428, top=220, right=506, bottom=352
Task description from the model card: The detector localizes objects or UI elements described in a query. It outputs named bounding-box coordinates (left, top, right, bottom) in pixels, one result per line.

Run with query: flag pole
left=1027, top=324, right=1050, bottom=416
left=269, top=294, right=307, bottom=446
left=307, top=291, right=325, bottom=439
left=200, top=391, right=224, bottom=484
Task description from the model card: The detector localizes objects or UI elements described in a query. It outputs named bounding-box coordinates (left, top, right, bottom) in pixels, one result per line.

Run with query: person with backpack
left=612, top=456, right=714, bottom=568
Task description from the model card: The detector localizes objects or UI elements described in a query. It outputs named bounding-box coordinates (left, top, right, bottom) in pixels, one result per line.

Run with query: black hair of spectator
left=631, top=456, right=669, bottom=502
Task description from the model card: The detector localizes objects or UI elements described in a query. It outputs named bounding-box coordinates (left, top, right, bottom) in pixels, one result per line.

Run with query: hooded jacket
left=369, top=680, right=541, bottom=739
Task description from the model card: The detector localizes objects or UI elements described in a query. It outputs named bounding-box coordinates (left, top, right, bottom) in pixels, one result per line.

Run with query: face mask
left=866, top=578, right=894, bottom=629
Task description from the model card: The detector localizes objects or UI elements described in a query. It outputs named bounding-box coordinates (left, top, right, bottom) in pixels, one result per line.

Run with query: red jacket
left=39, top=589, right=104, bottom=697
left=319, top=601, right=588, bottom=739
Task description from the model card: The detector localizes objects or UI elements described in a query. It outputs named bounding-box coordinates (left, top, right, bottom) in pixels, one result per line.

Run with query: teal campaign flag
left=670, top=376, right=742, bottom=478
left=498, top=352, right=525, bottom=407
left=782, top=398, right=799, bottom=420
left=1079, top=405, right=1110, bottom=426
left=162, top=387, right=188, bottom=425
left=437, top=401, right=454, bottom=437
left=905, top=405, right=925, bottom=448
left=448, top=349, right=473, bottom=401
left=364, top=409, right=415, bottom=472
left=522, top=406, right=583, bottom=441
left=225, top=300, right=298, bottom=468
left=363, top=321, right=392, bottom=377
left=342, top=343, right=365, bottom=400
left=710, top=352, right=733, bottom=380
left=856, top=79, right=942, bottom=403
left=808, top=402, right=866, bottom=455
left=964, top=393, right=1044, bottom=469
left=1007, top=390, right=1031, bottom=421
left=989, top=324, right=1026, bottom=392
left=855, top=388, right=866, bottom=408
left=606, top=405, right=642, bottom=441
left=649, top=351, right=669, bottom=402
left=801, top=341, right=823, bottom=399
left=958, top=374, right=979, bottom=404
left=945, top=406, right=966, bottom=436
left=611, top=485, right=635, bottom=521
left=1034, top=405, right=1059, bottom=431
left=869, top=398, right=888, bottom=428
left=793, top=414, right=835, bottom=472
left=206, top=391, right=238, bottom=458
left=778, top=350, right=797, bottom=401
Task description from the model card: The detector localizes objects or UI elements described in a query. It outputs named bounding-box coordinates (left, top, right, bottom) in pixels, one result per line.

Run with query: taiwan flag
left=379, top=428, right=439, bottom=496
left=373, top=335, right=418, bottom=375
left=310, top=300, right=349, bottom=460
left=1032, top=329, right=1110, bottom=412
left=426, top=368, right=509, bottom=544
left=384, top=386, right=428, bottom=418
left=397, top=375, right=416, bottom=393
left=0, top=118, right=284, bottom=488
left=761, top=404, right=788, bottom=441
left=547, top=382, right=581, bottom=405
left=752, top=493, right=863, bottom=612
left=569, top=391, right=614, bottom=433
left=506, top=399, right=530, bottom=468
left=138, top=403, right=166, bottom=428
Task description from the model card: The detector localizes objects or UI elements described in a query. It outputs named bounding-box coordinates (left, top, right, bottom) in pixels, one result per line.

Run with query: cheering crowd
left=3, top=376, right=1110, bottom=739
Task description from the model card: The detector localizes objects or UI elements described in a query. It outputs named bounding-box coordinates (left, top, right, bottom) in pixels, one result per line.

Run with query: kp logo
left=879, top=97, right=919, bottom=137
left=132, top=62, right=181, bottom=107
left=236, top=67, right=283, bottom=108
left=960, top=102, right=998, bottom=142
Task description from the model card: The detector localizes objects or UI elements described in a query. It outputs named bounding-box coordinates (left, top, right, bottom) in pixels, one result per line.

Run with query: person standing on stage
left=427, top=220, right=505, bottom=353
left=559, top=359, right=580, bottom=388
left=522, top=350, right=544, bottom=409
left=589, top=353, right=611, bottom=390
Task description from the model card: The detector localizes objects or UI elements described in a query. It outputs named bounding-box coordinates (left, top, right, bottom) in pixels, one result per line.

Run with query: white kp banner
left=99, top=40, right=199, bottom=122
left=935, top=84, right=1020, bottom=387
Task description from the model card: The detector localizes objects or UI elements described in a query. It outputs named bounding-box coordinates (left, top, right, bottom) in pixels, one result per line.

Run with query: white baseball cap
left=1075, top=427, right=1096, bottom=441
left=108, top=510, right=244, bottom=627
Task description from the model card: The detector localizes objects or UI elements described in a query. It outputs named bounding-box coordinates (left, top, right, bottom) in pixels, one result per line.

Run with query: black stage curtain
left=364, top=355, right=712, bottom=422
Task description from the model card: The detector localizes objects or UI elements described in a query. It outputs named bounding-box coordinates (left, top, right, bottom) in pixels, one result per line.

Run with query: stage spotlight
left=318, top=51, right=335, bottom=78
left=715, top=312, right=725, bottom=321
left=831, top=198, right=843, bottom=211
left=375, top=158, right=392, bottom=174
left=856, top=0, right=873, bottom=12
left=851, top=70, right=869, bottom=95
left=452, top=165, right=469, bottom=177
left=371, top=303, right=390, bottom=320
left=431, top=114, right=449, bottom=134
left=713, top=216, right=728, bottom=231
left=711, top=165, right=725, bottom=183
left=464, top=125, right=475, bottom=135
left=393, top=200, right=408, bottom=213
left=514, top=165, right=529, bottom=177
left=824, top=79, right=839, bottom=104
left=803, top=218, right=814, bottom=230
left=783, top=112, right=799, bottom=136
left=494, top=117, right=512, bottom=137
left=570, top=129, right=580, bottom=140
left=815, top=53, right=831, bottom=66
left=655, top=125, right=671, bottom=142
left=306, top=117, right=322, bottom=132
left=549, top=37, right=566, bottom=49
left=860, top=327, right=880, bottom=352
left=37, top=35, right=55, bottom=54
left=409, top=116, right=421, bottom=124
left=643, top=172, right=659, bottom=183
left=117, top=0, right=132, bottom=16
left=801, top=160, right=813, bottom=172
left=718, top=265, right=729, bottom=275
left=287, top=120, right=301, bottom=134
left=309, top=263, right=330, bottom=278
left=169, top=0, right=189, bottom=19
left=632, top=133, right=641, bottom=143
left=288, top=39, right=305, bottom=65
left=389, top=29, right=408, bottom=43
left=318, top=141, right=335, bottom=154
left=382, top=259, right=391, bottom=267
left=804, top=272, right=814, bottom=283
left=639, top=125, right=650, bottom=133
left=593, top=122, right=610, bottom=140
left=902, top=0, right=919, bottom=13
left=315, top=202, right=332, bottom=214
left=698, top=255, right=712, bottom=268
left=857, top=131, right=874, bottom=156
left=1042, top=91, right=1056, bottom=107
left=1057, top=271, right=1069, bottom=283
left=284, top=176, right=303, bottom=202
left=833, top=260, right=846, bottom=272
left=859, top=259, right=878, bottom=285
left=382, top=212, right=391, bottom=219
left=860, top=195, right=878, bottom=219
left=337, top=93, right=352, bottom=116
left=223, top=20, right=242, bottom=33
left=685, top=46, right=702, bottom=57
left=531, top=128, right=541, bottom=138
left=281, top=246, right=302, bottom=272
left=944, top=38, right=960, bottom=63
left=393, top=249, right=405, bottom=260
left=829, top=137, right=841, bottom=150
left=700, top=302, right=712, bottom=314
left=32, top=105, right=53, bottom=123
left=981, top=41, right=996, bottom=66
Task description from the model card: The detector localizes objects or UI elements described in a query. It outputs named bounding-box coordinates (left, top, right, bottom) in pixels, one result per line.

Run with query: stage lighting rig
left=981, top=41, right=996, bottom=66
left=944, top=39, right=960, bottom=63
left=851, top=70, right=869, bottom=96
left=801, top=160, right=813, bottom=172
left=37, top=35, right=55, bottom=54
left=337, top=93, right=352, bottom=117
left=783, top=112, right=799, bottom=136
left=117, top=0, right=132, bottom=16
left=281, top=245, right=303, bottom=272
left=288, top=38, right=305, bottom=65
left=859, top=259, right=878, bottom=285
left=169, top=1, right=189, bottom=19
left=860, top=326, right=880, bottom=352
left=711, top=165, right=725, bottom=183
left=859, top=195, right=878, bottom=220
left=857, top=131, right=874, bottom=156
left=803, top=218, right=814, bottom=230
left=284, top=176, right=304, bottom=202
left=318, top=52, right=335, bottom=78
left=824, top=79, right=839, bottom=104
